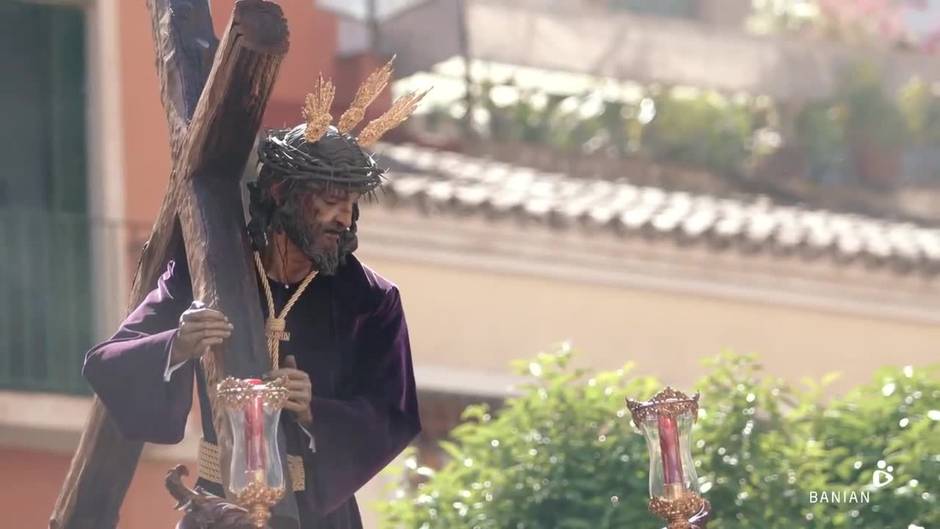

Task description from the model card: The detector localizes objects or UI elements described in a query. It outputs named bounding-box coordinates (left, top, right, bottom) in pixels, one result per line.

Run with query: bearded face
left=274, top=185, right=361, bottom=275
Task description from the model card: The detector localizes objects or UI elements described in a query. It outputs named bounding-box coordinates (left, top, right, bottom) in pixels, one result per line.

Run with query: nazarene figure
left=83, top=61, right=427, bottom=529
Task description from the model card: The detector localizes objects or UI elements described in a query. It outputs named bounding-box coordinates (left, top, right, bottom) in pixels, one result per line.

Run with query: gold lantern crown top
left=626, top=386, right=700, bottom=427
left=302, top=56, right=429, bottom=148
left=216, top=377, right=289, bottom=409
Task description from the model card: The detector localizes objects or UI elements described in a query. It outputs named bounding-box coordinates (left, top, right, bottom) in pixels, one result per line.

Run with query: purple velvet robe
left=83, top=251, right=421, bottom=529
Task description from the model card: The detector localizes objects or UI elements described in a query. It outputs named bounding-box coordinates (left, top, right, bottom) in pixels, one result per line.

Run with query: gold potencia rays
left=302, top=57, right=429, bottom=148
left=302, top=75, right=335, bottom=143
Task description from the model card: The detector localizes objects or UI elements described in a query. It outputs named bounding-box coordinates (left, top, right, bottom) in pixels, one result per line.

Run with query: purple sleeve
left=302, top=287, right=421, bottom=514
left=83, top=260, right=195, bottom=444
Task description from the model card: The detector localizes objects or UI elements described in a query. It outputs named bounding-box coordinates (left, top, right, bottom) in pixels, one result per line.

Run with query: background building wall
left=118, top=0, right=340, bottom=225
left=119, top=0, right=172, bottom=225
left=0, top=448, right=194, bottom=529
left=357, top=253, right=940, bottom=394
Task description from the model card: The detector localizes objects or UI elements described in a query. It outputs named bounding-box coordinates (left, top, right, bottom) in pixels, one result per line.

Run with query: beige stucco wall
left=356, top=253, right=939, bottom=395
left=355, top=241, right=940, bottom=524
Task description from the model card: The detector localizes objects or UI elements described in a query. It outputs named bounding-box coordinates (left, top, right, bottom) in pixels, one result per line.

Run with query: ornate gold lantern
left=627, top=387, right=711, bottom=529
left=217, top=377, right=290, bottom=528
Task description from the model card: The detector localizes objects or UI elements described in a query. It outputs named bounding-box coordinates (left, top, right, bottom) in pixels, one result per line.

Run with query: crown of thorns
left=257, top=57, right=428, bottom=192
left=257, top=133, right=385, bottom=193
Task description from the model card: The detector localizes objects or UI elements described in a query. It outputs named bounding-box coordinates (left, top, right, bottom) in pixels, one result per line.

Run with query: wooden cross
left=50, top=2, right=291, bottom=528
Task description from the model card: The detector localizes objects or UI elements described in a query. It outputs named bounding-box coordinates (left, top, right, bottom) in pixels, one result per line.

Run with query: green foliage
left=837, top=63, right=908, bottom=148
left=795, top=100, right=847, bottom=179
left=792, top=63, right=907, bottom=158
left=792, top=62, right=926, bottom=183
left=747, top=0, right=820, bottom=35
left=380, top=346, right=660, bottom=529
left=898, top=78, right=940, bottom=146
left=691, top=353, right=820, bottom=529
left=421, top=58, right=940, bottom=186
left=810, top=365, right=940, bottom=528
left=479, top=84, right=638, bottom=156
left=458, top=82, right=758, bottom=174
left=642, top=90, right=754, bottom=177
left=380, top=347, right=939, bottom=529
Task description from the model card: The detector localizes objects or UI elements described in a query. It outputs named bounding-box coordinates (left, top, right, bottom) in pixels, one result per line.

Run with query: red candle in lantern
left=628, top=388, right=709, bottom=529
left=244, top=379, right=266, bottom=473
left=658, top=415, right=684, bottom=485
left=217, top=375, right=291, bottom=529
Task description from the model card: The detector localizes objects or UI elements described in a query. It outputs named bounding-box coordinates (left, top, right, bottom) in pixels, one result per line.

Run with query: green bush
left=380, top=348, right=939, bottom=529
left=642, top=91, right=754, bottom=177
left=898, top=78, right=940, bottom=147
left=838, top=63, right=908, bottom=149
left=795, top=100, right=847, bottom=181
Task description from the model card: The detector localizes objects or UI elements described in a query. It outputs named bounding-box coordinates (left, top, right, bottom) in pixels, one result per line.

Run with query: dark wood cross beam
left=50, top=2, right=290, bottom=528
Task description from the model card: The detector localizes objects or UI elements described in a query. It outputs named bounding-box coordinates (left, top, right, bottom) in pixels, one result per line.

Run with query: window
left=0, top=2, right=92, bottom=394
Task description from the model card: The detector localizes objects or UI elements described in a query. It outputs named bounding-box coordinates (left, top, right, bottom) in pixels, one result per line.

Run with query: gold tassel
left=264, top=317, right=288, bottom=369
left=253, top=252, right=317, bottom=370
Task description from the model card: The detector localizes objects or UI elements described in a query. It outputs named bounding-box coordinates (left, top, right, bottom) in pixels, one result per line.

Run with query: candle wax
left=245, top=393, right=266, bottom=473
left=657, top=415, right=684, bottom=485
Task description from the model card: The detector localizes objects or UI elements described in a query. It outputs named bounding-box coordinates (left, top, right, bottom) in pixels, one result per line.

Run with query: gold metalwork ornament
left=648, top=490, right=706, bottom=529
left=302, top=74, right=335, bottom=143
left=213, top=379, right=290, bottom=528
left=356, top=89, right=430, bottom=147
left=234, top=477, right=285, bottom=529
left=626, top=386, right=700, bottom=427
left=298, top=55, right=426, bottom=148
left=337, top=57, right=394, bottom=133
left=216, top=377, right=289, bottom=409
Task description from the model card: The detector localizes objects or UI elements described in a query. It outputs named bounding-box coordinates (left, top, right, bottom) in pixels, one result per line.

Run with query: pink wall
left=118, top=1, right=340, bottom=224
left=2, top=448, right=196, bottom=529
left=209, top=0, right=340, bottom=127
left=118, top=0, right=173, bottom=225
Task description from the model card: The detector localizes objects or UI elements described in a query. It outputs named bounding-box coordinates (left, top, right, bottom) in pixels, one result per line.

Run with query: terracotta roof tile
left=377, top=144, right=940, bottom=274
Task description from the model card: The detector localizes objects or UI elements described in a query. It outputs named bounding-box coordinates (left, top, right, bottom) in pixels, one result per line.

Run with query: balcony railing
left=0, top=208, right=149, bottom=395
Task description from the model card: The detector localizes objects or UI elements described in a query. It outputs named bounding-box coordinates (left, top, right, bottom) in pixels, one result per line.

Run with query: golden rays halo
left=302, top=74, right=335, bottom=143
left=302, top=56, right=428, bottom=146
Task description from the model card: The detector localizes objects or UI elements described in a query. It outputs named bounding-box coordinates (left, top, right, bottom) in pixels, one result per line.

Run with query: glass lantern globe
left=217, top=377, right=290, bottom=528
left=635, top=407, right=699, bottom=499
left=628, top=387, right=709, bottom=529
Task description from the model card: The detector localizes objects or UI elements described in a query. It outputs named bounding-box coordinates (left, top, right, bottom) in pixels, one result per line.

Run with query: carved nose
left=337, top=207, right=353, bottom=229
